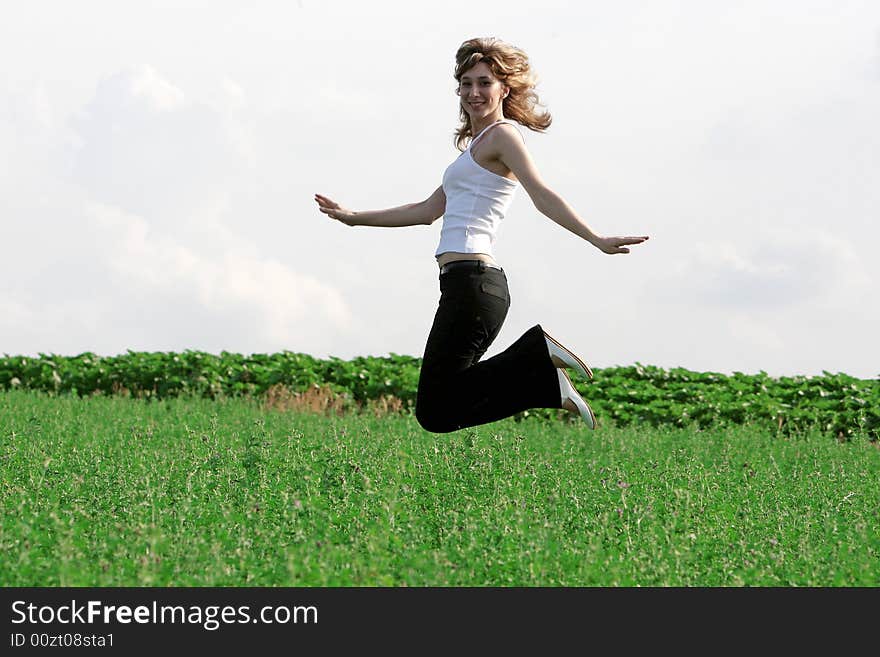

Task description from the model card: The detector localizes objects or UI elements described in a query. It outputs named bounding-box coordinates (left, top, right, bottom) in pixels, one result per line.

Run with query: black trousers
left=415, top=261, right=562, bottom=433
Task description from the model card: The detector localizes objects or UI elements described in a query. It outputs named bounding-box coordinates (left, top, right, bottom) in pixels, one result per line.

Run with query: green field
left=2, top=389, right=878, bottom=586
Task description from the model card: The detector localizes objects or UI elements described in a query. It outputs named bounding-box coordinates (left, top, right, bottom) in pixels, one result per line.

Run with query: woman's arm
left=494, top=126, right=649, bottom=254
left=314, top=186, right=446, bottom=228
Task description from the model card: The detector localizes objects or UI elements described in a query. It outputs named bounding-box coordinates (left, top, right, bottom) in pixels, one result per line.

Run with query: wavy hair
left=453, top=37, right=552, bottom=151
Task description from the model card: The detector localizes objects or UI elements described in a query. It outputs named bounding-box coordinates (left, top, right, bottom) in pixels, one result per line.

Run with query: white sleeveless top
left=435, top=119, right=522, bottom=258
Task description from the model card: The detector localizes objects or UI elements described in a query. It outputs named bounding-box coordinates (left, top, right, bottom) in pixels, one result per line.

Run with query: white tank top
left=435, top=119, right=522, bottom=258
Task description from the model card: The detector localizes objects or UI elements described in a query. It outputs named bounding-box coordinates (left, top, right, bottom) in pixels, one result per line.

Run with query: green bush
left=1, top=352, right=876, bottom=440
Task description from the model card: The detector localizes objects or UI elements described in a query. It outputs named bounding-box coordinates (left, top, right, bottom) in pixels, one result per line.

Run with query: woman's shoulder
left=481, top=120, right=527, bottom=149
left=499, top=120, right=526, bottom=141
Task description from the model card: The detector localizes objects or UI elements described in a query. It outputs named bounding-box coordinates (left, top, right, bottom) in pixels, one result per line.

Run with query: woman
left=315, top=37, right=648, bottom=433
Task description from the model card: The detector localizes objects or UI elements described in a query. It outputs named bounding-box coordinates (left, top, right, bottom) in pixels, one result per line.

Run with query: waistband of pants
left=439, top=260, right=504, bottom=275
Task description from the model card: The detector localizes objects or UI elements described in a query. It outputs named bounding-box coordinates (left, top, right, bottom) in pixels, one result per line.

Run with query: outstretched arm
left=495, top=126, right=648, bottom=254
left=314, top=186, right=446, bottom=228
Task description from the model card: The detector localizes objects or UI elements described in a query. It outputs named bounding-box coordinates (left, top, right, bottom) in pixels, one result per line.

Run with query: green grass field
left=2, top=390, right=878, bottom=586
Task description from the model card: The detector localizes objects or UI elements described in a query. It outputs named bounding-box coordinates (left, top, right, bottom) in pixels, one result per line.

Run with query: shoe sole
left=560, top=368, right=597, bottom=430
left=545, top=332, right=594, bottom=380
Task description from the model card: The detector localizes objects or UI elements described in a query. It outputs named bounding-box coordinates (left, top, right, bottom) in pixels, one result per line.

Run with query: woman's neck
left=471, top=113, right=505, bottom=139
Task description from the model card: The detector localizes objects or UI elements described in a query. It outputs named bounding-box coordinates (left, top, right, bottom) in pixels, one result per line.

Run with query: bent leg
left=415, top=267, right=560, bottom=433
left=417, top=324, right=560, bottom=432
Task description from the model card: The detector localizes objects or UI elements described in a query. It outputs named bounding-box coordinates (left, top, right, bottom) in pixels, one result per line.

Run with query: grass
left=1, top=390, right=878, bottom=586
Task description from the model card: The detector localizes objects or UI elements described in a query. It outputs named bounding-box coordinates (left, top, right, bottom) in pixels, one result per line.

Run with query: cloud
left=1, top=80, right=54, bottom=132
left=126, top=64, right=186, bottom=111
left=0, top=66, right=354, bottom=356
left=648, top=228, right=870, bottom=311
left=1, top=194, right=356, bottom=355
left=67, top=65, right=249, bottom=223
left=873, top=28, right=880, bottom=80
left=0, top=298, right=33, bottom=332
left=701, top=109, right=767, bottom=162
left=83, top=201, right=353, bottom=346
left=219, top=77, right=246, bottom=109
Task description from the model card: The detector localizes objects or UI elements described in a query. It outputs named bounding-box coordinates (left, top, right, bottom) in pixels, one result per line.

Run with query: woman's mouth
left=469, top=102, right=485, bottom=108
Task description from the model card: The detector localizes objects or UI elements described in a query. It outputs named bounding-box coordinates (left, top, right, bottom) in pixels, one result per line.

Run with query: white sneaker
left=557, top=369, right=597, bottom=429
left=544, top=331, right=593, bottom=381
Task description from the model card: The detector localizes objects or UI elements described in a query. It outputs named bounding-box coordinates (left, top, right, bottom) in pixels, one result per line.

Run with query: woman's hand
left=315, top=194, right=357, bottom=226
left=594, top=235, right=650, bottom=254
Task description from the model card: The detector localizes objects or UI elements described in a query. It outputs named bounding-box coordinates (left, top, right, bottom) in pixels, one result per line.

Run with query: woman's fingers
left=315, top=194, right=347, bottom=224
left=598, top=235, right=650, bottom=254
left=620, top=236, right=649, bottom=245
left=314, top=193, right=338, bottom=208
left=616, top=236, right=648, bottom=245
left=315, top=195, right=348, bottom=222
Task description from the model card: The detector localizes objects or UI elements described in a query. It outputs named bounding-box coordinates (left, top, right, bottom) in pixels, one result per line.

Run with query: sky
left=1, top=0, right=878, bottom=378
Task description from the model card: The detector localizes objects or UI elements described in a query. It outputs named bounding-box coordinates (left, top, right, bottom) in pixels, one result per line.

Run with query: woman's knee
left=415, top=400, right=457, bottom=433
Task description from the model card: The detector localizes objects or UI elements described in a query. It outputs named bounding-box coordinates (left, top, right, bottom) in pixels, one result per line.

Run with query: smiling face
left=457, top=61, right=508, bottom=122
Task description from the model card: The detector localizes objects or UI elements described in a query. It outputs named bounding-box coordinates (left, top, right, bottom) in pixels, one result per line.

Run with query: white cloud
left=872, top=28, right=880, bottom=80
left=1, top=62, right=354, bottom=356
left=127, top=64, right=186, bottom=111
left=649, top=229, right=870, bottom=311
left=219, top=77, right=246, bottom=109
left=67, top=65, right=250, bottom=223
left=0, top=299, right=33, bottom=333
left=84, top=201, right=353, bottom=345
left=631, top=226, right=878, bottom=377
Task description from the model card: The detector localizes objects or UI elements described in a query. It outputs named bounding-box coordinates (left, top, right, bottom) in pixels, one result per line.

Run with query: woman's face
left=458, top=61, right=507, bottom=121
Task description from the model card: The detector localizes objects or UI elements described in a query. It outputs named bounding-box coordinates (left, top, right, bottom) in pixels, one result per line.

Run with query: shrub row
left=1, top=352, right=877, bottom=440
left=0, top=351, right=421, bottom=405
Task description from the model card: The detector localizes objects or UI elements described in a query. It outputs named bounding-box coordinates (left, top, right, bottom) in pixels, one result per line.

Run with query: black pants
left=415, top=261, right=562, bottom=433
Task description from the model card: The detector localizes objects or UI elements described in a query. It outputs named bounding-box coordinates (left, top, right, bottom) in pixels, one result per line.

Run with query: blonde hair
left=453, top=37, right=552, bottom=151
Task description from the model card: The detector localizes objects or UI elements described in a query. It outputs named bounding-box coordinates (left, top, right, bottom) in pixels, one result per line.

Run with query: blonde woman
left=315, top=37, right=648, bottom=433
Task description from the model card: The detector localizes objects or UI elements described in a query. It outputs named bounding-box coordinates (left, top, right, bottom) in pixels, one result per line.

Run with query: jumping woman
left=315, top=37, right=648, bottom=433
